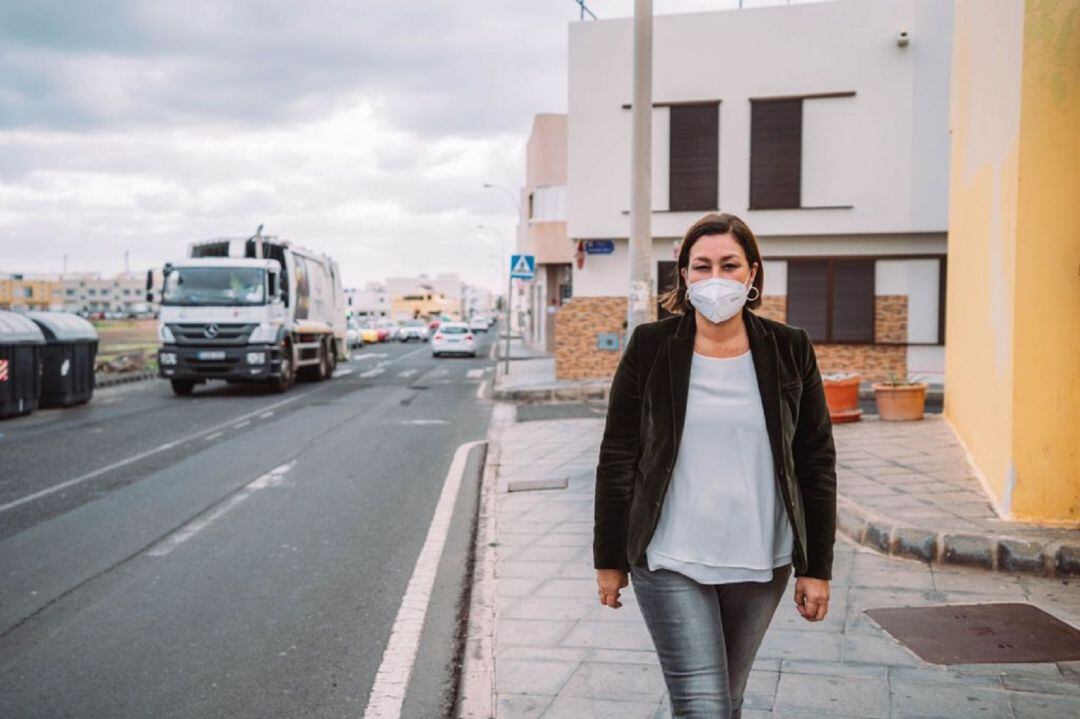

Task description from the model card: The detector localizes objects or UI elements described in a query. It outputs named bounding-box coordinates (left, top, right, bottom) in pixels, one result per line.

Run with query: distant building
left=0, top=274, right=61, bottom=311
left=57, top=272, right=154, bottom=316
left=517, top=114, right=573, bottom=352
left=345, top=283, right=390, bottom=319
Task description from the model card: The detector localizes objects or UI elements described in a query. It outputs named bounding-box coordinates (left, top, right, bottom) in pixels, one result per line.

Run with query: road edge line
left=361, top=438, right=486, bottom=719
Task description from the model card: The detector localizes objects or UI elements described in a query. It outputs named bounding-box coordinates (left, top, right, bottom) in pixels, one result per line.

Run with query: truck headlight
left=246, top=352, right=266, bottom=365
left=158, top=325, right=176, bottom=343
left=160, top=352, right=178, bottom=365
left=248, top=323, right=279, bottom=344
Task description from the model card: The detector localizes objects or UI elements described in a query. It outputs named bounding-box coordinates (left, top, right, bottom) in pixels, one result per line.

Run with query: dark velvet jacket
left=593, top=305, right=838, bottom=580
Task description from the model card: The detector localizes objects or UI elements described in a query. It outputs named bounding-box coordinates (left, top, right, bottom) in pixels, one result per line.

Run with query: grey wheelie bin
left=25, top=311, right=99, bottom=407
left=0, top=310, right=45, bottom=418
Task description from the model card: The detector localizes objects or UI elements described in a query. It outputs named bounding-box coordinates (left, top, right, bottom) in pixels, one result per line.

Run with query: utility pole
left=627, top=0, right=653, bottom=336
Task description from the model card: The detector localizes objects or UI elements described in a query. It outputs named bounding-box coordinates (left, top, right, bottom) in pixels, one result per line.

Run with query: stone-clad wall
left=554, top=296, right=630, bottom=380
left=875, top=295, right=908, bottom=343
left=554, top=293, right=912, bottom=382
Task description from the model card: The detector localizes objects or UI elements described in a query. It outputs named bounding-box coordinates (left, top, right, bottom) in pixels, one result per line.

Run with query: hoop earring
left=747, top=286, right=760, bottom=302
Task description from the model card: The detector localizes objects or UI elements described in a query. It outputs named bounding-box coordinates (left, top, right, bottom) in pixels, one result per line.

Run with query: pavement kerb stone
left=835, top=496, right=1080, bottom=577
left=94, top=370, right=158, bottom=388
left=457, top=401, right=515, bottom=719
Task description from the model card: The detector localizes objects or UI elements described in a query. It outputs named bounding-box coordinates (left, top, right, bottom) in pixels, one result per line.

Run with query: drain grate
left=866, top=602, right=1080, bottom=665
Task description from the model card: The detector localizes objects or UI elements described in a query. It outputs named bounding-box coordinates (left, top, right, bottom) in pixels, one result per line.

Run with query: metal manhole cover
left=866, top=602, right=1080, bottom=665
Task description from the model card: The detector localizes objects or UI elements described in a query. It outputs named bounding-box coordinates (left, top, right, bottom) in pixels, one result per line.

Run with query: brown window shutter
left=750, top=99, right=802, bottom=209
left=786, top=260, right=829, bottom=342
left=831, top=259, right=875, bottom=342
left=669, top=104, right=719, bottom=211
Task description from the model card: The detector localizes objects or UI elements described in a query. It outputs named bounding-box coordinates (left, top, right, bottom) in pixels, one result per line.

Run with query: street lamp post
left=477, top=224, right=513, bottom=375
left=481, top=182, right=525, bottom=375
left=627, top=0, right=653, bottom=336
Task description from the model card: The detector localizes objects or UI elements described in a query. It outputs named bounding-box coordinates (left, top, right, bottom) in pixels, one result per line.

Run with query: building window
left=529, top=185, right=566, bottom=222
left=749, top=93, right=855, bottom=210
left=787, top=258, right=875, bottom=343
left=22, top=287, right=33, bottom=298
left=750, top=99, right=801, bottom=209
left=669, top=103, right=719, bottom=211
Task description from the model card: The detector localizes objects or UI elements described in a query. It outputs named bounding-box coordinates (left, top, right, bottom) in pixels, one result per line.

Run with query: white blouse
left=645, top=349, right=794, bottom=583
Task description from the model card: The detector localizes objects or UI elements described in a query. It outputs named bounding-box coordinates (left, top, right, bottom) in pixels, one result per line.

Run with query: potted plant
left=822, top=372, right=862, bottom=423
left=873, top=373, right=928, bottom=421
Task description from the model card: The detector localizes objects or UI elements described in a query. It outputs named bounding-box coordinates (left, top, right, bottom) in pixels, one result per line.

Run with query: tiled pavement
left=485, top=414, right=1080, bottom=718
left=831, top=416, right=1078, bottom=573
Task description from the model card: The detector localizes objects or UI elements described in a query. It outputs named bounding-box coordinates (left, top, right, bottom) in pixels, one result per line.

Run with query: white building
left=345, top=282, right=390, bottom=319
left=59, top=272, right=156, bottom=316
left=561, top=0, right=951, bottom=381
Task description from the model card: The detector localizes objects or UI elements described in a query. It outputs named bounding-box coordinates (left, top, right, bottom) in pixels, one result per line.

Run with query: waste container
left=25, top=311, right=99, bottom=407
left=0, top=310, right=45, bottom=418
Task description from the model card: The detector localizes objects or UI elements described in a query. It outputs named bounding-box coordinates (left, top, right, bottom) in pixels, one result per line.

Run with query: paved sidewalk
left=483, top=413, right=1080, bottom=718
left=832, top=416, right=1079, bottom=575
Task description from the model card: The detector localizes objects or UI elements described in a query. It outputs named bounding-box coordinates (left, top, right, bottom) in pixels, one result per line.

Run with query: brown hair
left=659, top=212, right=765, bottom=314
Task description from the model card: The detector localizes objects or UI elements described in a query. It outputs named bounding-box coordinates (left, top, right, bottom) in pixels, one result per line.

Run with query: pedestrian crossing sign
left=510, top=254, right=536, bottom=280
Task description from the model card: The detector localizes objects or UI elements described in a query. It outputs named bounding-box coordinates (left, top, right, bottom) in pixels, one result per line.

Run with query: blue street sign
left=510, top=254, right=536, bottom=280
left=584, top=240, right=615, bottom=255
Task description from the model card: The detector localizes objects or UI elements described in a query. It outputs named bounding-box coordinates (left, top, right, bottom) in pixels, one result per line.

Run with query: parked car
left=346, top=319, right=364, bottom=349
left=375, top=319, right=398, bottom=342
left=431, top=322, right=476, bottom=358
left=397, top=319, right=429, bottom=342
left=469, top=316, right=488, bottom=332
left=359, top=321, right=381, bottom=344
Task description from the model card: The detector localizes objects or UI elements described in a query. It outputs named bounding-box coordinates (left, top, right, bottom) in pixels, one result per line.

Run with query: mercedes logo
left=203, top=323, right=220, bottom=339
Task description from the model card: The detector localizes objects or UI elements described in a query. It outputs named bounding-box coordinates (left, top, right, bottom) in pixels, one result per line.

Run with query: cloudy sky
left=1, top=0, right=800, bottom=292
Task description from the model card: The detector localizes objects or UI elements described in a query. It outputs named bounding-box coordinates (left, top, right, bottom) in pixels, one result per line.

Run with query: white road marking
left=335, top=368, right=354, bottom=377
left=396, top=419, right=448, bottom=425
left=205, top=432, right=224, bottom=442
left=361, top=440, right=484, bottom=719
left=352, top=352, right=388, bottom=360
left=397, top=369, right=417, bottom=378
left=233, top=421, right=251, bottom=429
left=0, top=344, right=428, bottom=515
left=476, top=380, right=487, bottom=400
left=466, top=369, right=483, bottom=379
left=360, top=368, right=385, bottom=379
left=259, top=411, right=275, bottom=419
left=148, top=461, right=296, bottom=557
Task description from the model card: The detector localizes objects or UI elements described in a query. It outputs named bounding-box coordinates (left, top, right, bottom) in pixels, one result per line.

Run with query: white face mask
left=686, top=274, right=754, bottom=324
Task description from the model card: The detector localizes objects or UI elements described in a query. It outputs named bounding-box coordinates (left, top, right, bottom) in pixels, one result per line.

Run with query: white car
left=397, top=319, right=430, bottom=342
left=346, top=319, right=364, bottom=348
left=431, top=322, right=476, bottom=358
left=469, top=316, right=488, bottom=332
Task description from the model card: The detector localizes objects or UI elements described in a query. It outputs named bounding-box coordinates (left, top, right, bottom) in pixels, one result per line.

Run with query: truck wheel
left=328, top=341, right=338, bottom=374
left=269, top=340, right=295, bottom=393
left=171, top=379, right=195, bottom=396
left=315, top=339, right=332, bottom=381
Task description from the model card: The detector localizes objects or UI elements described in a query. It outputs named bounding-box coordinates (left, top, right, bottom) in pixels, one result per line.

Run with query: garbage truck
left=150, top=231, right=348, bottom=396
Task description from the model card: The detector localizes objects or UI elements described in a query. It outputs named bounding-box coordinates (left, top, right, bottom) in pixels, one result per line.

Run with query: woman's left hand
left=793, top=577, right=830, bottom=621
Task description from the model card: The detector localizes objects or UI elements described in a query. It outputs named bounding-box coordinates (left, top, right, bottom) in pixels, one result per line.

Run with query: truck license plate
left=197, top=350, right=226, bottom=360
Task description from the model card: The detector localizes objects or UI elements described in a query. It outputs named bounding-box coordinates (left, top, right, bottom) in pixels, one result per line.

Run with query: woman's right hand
left=596, top=569, right=628, bottom=608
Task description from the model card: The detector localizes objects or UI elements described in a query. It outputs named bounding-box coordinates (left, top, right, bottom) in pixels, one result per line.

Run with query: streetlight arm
left=482, top=183, right=523, bottom=217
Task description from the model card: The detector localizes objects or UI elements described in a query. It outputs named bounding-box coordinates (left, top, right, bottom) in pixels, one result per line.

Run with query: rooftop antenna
left=572, top=0, right=597, bottom=20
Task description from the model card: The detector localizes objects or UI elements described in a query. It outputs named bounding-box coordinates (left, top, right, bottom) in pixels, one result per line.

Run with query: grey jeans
left=630, top=562, right=792, bottom=718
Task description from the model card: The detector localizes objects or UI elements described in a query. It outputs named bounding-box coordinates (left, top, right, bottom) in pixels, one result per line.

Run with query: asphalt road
left=0, top=332, right=498, bottom=718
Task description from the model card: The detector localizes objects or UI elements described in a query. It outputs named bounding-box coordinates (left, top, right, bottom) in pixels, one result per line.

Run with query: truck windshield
left=162, top=267, right=266, bottom=306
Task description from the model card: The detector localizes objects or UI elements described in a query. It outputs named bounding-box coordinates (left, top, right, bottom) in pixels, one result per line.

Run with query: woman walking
left=593, top=213, right=837, bottom=718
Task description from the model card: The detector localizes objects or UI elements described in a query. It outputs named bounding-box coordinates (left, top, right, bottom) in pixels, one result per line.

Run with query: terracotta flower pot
left=872, top=382, right=927, bottom=421
left=823, top=374, right=862, bottom=423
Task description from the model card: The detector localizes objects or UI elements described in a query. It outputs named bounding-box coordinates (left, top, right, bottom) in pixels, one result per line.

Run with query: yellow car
left=360, top=323, right=381, bottom=344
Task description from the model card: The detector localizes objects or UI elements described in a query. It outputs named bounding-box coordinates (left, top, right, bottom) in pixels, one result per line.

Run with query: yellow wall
left=945, top=0, right=1080, bottom=523
left=1010, top=0, right=1080, bottom=521
left=0, top=278, right=58, bottom=310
